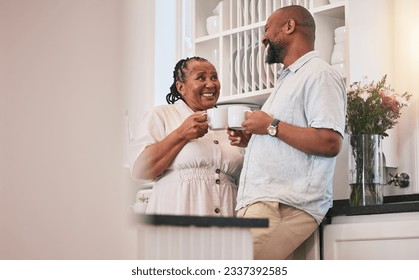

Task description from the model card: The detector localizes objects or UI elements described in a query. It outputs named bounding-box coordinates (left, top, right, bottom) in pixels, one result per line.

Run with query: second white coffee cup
left=228, top=105, right=251, bottom=130
left=207, top=107, right=228, bottom=130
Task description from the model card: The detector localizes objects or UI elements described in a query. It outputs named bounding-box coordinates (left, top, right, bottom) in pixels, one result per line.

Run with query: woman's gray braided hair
left=166, top=56, right=208, bottom=104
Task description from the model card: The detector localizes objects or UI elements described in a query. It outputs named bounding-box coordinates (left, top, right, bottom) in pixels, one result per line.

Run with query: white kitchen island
left=137, top=214, right=268, bottom=260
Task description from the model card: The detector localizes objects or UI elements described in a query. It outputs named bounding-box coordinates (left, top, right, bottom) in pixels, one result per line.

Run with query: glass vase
left=349, top=134, right=384, bottom=206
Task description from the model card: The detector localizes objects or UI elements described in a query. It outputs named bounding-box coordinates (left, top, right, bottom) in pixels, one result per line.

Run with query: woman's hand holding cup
left=177, top=111, right=209, bottom=140
left=227, top=128, right=251, bottom=147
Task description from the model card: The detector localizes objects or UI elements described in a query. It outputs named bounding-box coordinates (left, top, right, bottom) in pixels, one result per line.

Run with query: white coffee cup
left=207, top=107, right=228, bottom=130
left=228, top=105, right=251, bottom=130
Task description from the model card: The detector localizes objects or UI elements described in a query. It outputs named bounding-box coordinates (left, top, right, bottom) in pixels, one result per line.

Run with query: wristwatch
left=267, top=119, right=280, bottom=137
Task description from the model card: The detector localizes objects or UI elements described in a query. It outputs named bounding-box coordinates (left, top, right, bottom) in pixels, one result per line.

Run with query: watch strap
left=271, top=119, right=280, bottom=127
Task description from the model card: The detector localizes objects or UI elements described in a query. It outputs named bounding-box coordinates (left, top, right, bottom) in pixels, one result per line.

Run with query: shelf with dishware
left=195, top=28, right=277, bottom=98
left=192, top=0, right=293, bottom=107
left=310, top=0, right=347, bottom=80
left=190, top=0, right=348, bottom=107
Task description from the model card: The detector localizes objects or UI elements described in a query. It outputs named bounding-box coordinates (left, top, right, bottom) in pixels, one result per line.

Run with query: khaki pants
left=237, top=201, right=318, bottom=260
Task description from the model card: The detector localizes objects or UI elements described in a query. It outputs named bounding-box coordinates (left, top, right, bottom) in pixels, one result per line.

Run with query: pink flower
left=380, top=92, right=399, bottom=114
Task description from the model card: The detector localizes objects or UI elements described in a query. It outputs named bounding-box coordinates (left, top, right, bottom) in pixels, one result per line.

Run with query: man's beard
left=265, top=39, right=285, bottom=64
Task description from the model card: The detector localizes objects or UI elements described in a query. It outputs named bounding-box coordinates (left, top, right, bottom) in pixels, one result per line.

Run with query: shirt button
left=215, top=169, right=220, bottom=174
left=215, top=179, right=220, bottom=184
left=214, top=140, right=219, bottom=144
left=214, top=208, right=220, bottom=214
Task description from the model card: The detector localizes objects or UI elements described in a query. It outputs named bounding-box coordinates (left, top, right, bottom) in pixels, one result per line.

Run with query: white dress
left=128, top=100, right=244, bottom=216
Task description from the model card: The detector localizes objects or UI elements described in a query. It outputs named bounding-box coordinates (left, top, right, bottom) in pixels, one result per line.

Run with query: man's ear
left=286, top=19, right=296, bottom=34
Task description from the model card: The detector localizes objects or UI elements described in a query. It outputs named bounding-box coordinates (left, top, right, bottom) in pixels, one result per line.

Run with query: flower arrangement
left=346, top=75, right=412, bottom=206
left=345, top=74, right=411, bottom=137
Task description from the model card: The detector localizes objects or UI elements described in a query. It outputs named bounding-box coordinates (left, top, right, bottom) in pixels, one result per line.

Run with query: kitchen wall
left=332, top=0, right=419, bottom=198
left=0, top=0, right=159, bottom=259
left=392, top=0, right=419, bottom=195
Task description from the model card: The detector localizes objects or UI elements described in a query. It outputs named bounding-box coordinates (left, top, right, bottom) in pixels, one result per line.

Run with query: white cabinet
left=323, top=212, right=419, bottom=259
left=188, top=0, right=342, bottom=107
left=312, top=0, right=394, bottom=83
left=311, top=0, right=346, bottom=71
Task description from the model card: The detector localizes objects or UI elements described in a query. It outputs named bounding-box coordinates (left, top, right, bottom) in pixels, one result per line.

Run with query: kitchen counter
left=325, top=193, right=419, bottom=223
left=139, top=214, right=269, bottom=228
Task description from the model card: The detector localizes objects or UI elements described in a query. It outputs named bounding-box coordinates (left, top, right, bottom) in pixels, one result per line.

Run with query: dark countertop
left=139, top=214, right=269, bottom=228
left=138, top=195, right=419, bottom=227
left=325, top=193, right=419, bottom=223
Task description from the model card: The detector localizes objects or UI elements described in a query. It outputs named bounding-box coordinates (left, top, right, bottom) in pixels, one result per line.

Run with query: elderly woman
left=129, top=57, right=243, bottom=216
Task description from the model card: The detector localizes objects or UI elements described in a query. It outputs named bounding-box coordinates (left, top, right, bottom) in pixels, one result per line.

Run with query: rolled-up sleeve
left=127, top=109, right=166, bottom=174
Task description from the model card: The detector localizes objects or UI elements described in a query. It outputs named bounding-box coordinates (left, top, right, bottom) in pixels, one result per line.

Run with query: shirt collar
left=286, top=50, right=320, bottom=74
left=174, top=99, right=194, bottom=117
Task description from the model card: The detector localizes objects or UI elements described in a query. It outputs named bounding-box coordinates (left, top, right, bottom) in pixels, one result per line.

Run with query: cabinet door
left=323, top=216, right=419, bottom=259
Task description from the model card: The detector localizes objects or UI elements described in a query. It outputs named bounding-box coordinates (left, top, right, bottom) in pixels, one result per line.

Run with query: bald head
left=271, top=5, right=316, bottom=42
left=262, top=5, right=316, bottom=66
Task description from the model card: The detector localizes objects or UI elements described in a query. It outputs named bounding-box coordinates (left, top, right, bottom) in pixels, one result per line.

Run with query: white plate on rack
left=250, top=0, right=259, bottom=23
left=249, top=44, right=260, bottom=90
left=235, top=46, right=246, bottom=93
left=231, top=49, right=238, bottom=94
left=256, top=47, right=265, bottom=87
left=240, top=2, right=246, bottom=26
left=241, top=45, right=253, bottom=92
left=257, top=45, right=275, bottom=87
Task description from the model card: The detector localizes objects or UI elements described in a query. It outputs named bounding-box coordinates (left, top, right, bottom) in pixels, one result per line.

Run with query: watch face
left=268, top=126, right=276, bottom=136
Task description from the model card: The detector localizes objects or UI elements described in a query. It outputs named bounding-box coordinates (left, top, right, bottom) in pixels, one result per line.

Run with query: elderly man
left=228, top=5, right=347, bottom=259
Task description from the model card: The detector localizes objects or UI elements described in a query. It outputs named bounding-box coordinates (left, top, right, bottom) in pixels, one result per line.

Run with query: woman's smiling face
left=176, top=60, right=220, bottom=112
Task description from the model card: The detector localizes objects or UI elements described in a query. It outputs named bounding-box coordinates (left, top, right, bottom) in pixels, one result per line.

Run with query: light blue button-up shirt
left=236, top=51, right=347, bottom=224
